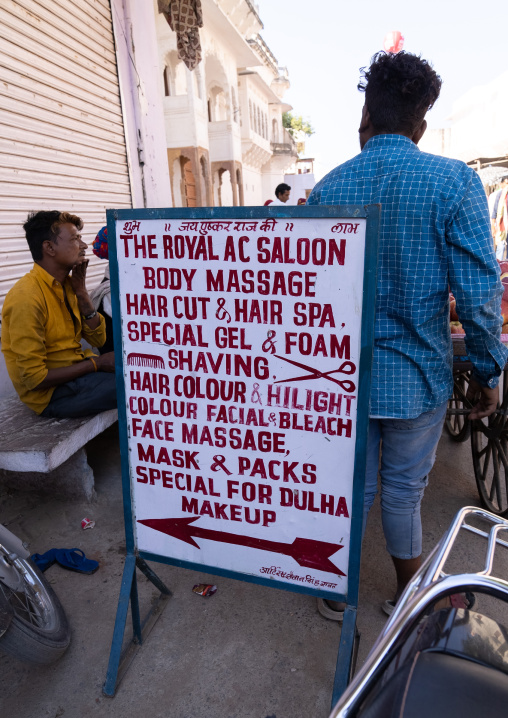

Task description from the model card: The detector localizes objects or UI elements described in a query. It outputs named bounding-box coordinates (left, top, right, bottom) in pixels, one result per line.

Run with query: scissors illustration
left=273, top=355, right=356, bottom=393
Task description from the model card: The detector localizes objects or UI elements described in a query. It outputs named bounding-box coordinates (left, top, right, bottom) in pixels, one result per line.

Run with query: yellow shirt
left=1, top=263, right=106, bottom=414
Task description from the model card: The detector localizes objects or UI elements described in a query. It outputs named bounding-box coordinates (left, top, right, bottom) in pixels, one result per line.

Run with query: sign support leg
left=103, top=553, right=171, bottom=697
left=331, top=606, right=360, bottom=707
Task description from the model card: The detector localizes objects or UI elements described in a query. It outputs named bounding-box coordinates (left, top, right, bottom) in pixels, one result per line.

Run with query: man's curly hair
left=358, top=52, right=442, bottom=136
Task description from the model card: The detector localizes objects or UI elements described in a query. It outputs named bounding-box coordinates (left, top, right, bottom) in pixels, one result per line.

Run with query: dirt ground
left=0, top=424, right=504, bottom=718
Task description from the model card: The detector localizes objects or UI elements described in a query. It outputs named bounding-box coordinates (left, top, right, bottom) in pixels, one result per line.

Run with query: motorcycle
left=330, top=506, right=508, bottom=717
left=0, top=523, right=70, bottom=664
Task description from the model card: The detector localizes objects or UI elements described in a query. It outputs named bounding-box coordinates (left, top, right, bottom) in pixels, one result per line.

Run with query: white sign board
left=113, top=214, right=368, bottom=596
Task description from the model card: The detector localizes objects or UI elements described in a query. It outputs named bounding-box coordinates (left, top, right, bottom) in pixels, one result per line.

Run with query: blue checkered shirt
left=307, top=134, right=508, bottom=418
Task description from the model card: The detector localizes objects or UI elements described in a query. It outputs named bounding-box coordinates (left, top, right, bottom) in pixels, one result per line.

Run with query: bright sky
left=258, top=0, right=506, bottom=179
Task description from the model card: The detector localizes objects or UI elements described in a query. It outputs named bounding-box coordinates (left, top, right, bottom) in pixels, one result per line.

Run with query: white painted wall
left=112, top=0, right=173, bottom=207
left=261, top=170, right=281, bottom=204
left=418, top=128, right=452, bottom=157
left=242, top=165, right=264, bottom=205
left=284, top=173, right=316, bottom=202
left=449, top=75, right=508, bottom=161
left=420, top=70, right=508, bottom=163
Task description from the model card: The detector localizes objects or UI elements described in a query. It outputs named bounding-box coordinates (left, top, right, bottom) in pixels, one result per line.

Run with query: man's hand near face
left=69, top=259, right=100, bottom=329
left=70, top=257, right=89, bottom=294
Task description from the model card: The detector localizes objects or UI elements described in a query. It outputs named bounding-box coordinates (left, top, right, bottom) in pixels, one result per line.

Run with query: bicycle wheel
left=0, top=556, right=71, bottom=664
left=471, top=368, right=508, bottom=517
left=445, top=371, right=471, bottom=442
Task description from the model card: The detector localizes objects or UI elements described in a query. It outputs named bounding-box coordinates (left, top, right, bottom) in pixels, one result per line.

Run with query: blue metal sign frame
left=103, top=204, right=379, bottom=702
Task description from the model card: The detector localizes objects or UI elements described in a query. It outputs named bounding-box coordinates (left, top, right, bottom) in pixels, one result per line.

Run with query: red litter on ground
left=81, top=518, right=95, bottom=530
left=192, top=584, right=217, bottom=597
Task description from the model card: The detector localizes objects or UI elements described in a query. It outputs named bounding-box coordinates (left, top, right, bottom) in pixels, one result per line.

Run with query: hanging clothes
left=494, top=186, right=508, bottom=260
left=158, top=0, right=203, bottom=71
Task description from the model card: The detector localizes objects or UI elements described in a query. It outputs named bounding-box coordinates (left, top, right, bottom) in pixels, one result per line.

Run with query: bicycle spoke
left=489, top=449, right=503, bottom=509
left=478, top=439, right=492, bottom=468
left=493, top=436, right=508, bottom=509
left=482, top=441, right=492, bottom=482
left=451, top=403, right=460, bottom=431
left=494, top=436, right=508, bottom=467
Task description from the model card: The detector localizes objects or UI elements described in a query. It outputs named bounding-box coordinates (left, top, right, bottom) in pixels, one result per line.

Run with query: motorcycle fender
left=0, top=525, right=30, bottom=559
left=0, top=588, right=14, bottom=636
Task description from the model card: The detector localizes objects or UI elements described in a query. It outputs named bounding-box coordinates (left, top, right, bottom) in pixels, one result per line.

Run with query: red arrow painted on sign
left=138, top=517, right=346, bottom=576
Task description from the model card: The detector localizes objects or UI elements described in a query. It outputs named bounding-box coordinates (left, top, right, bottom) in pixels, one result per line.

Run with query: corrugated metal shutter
left=0, top=0, right=133, bottom=313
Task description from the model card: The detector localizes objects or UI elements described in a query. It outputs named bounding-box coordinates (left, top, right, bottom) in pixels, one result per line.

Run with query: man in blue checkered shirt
left=308, top=52, right=508, bottom=621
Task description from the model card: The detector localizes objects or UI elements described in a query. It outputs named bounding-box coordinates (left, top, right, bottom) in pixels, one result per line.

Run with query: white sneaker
left=317, top=598, right=346, bottom=622
left=382, top=599, right=395, bottom=616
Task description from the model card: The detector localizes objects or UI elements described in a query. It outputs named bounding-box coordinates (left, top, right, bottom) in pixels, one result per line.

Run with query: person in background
left=493, top=177, right=508, bottom=259
left=297, top=198, right=307, bottom=205
left=1, top=211, right=116, bottom=418
left=89, top=226, right=114, bottom=354
left=490, top=175, right=508, bottom=229
left=272, top=183, right=291, bottom=205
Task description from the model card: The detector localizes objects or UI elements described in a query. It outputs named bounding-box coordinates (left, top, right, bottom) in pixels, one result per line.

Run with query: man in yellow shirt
left=1, top=210, right=117, bottom=417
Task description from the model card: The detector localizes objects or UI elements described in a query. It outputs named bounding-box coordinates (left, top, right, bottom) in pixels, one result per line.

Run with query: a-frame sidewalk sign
left=103, top=204, right=380, bottom=706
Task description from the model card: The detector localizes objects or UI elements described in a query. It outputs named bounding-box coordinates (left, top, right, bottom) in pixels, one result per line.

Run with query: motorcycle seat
left=357, top=649, right=508, bottom=717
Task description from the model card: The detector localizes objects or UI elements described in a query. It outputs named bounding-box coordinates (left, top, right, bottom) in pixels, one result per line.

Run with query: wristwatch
left=83, top=310, right=97, bottom=320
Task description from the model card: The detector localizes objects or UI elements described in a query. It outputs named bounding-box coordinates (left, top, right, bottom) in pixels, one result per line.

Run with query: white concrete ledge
left=0, top=397, right=118, bottom=473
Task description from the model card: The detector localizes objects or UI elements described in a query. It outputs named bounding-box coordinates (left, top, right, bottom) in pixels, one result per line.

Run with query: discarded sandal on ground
left=317, top=597, right=346, bottom=622
left=30, top=549, right=59, bottom=572
left=54, top=548, right=99, bottom=574
left=31, top=548, right=98, bottom=574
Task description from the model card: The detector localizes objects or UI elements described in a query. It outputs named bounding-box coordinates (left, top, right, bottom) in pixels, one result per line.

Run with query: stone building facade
left=155, top=0, right=297, bottom=207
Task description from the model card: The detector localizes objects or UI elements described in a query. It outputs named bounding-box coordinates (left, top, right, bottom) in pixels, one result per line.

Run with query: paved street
left=0, top=423, right=500, bottom=718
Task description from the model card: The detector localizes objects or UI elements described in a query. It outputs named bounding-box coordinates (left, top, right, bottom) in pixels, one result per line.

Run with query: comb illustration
left=126, top=353, right=165, bottom=368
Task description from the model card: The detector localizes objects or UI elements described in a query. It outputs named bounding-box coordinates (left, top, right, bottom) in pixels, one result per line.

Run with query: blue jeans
left=364, top=401, right=447, bottom=560
left=41, top=372, right=117, bottom=418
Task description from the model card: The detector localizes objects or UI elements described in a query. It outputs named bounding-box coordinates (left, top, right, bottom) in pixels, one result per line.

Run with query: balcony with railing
left=247, top=34, right=279, bottom=74
left=241, top=128, right=271, bottom=169
left=216, top=0, right=263, bottom=38
left=271, top=128, right=297, bottom=156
